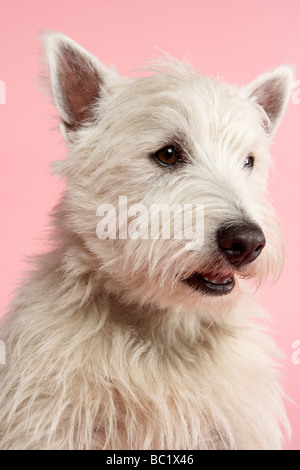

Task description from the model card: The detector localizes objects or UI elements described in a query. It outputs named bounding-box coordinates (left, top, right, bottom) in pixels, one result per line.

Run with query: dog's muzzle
left=183, top=222, right=265, bottom=296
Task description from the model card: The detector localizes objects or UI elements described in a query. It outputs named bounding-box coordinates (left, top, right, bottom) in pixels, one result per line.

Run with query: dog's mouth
left=183, top=271, right=235, bottom=296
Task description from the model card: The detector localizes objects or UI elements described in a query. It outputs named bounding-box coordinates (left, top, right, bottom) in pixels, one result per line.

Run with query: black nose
left=218, top=223, right=266, bottom=267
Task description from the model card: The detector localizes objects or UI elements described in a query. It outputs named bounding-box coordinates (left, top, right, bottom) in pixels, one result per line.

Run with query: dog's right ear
left=41, top=31, right=119, bottom=141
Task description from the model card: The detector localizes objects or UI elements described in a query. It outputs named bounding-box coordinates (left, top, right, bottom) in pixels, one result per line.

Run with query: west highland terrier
left=0, top=32, right=293, bottom=450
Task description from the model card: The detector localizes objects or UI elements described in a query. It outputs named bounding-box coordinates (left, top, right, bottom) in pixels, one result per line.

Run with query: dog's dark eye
left=154, top=146, right=179, bottom=166
left=243, top=155, right=254, bottom=169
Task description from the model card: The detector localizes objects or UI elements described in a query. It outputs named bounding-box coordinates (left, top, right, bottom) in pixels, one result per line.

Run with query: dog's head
left=42, top=32, right=293, bottom=312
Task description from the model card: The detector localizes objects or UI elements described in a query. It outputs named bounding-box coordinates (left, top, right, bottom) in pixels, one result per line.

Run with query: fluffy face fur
left=0, top=33, right=293, bottom=449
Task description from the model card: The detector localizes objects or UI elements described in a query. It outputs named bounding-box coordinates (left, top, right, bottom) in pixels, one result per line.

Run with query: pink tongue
left=203, top=273, right=232, bottom=283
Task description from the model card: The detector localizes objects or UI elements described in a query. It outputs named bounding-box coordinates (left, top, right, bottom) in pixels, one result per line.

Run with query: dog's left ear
left=41, top=31, right=119, bottom=141
left=246, top=66, right=294, bottom=134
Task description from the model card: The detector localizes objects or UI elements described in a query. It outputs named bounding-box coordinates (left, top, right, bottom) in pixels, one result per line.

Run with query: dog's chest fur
left=74, top=296, right=285, bottom=450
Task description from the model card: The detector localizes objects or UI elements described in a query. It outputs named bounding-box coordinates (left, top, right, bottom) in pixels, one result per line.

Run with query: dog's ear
left=41, top=31, right=119, bottom=140
left=246, top=66, right=294, bottom=134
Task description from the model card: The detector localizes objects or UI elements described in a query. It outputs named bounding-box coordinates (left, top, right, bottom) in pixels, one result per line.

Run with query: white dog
left=0, top=32, right=293, bottom=449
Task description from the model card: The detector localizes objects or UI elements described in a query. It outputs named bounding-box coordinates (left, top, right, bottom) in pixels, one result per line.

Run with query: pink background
left=0, top=0, right=299, bottom=449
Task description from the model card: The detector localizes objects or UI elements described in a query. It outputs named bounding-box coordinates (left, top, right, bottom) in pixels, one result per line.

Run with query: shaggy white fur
left=0, top=32, right=293, bottom=450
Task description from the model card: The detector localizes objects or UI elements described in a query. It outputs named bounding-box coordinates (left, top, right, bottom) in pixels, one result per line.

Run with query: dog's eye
left=243, top=155, right=254, bottom=170
left=154, top=146, right=179, bottom=166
